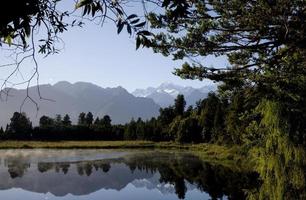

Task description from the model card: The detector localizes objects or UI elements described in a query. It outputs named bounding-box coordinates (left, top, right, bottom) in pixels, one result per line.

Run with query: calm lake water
left=0, top=149, right=258, bottom=200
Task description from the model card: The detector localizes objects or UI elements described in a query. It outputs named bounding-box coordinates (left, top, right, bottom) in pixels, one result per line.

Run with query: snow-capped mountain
left=132, top=82, right=217, bottom=107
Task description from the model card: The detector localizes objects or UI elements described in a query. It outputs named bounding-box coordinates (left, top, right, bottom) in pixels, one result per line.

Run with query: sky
left=0, top=0, right=227, bottom=92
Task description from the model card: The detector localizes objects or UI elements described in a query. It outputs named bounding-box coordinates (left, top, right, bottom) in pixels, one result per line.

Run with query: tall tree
left=85, top=112, right=94, bottom=126
left=78, top=112, right=86, bottom=126
left=0, top=127, right=4, bottom=136
left=62, top=114, right=72, bottom=126
left=8, top=112, right=32, bottom=138
left=94, top=117, right=100, bottom=125
left=146, top=0, right=306, bottom=144
left=54, top=114, right=62, bottom=126
left=125, top=118, right=137, bottom=140
left=101, top=115, right=112, bottom=128
left=174, top=94, right=186, bottom=116
left=39, top=115, right=54, bottom=128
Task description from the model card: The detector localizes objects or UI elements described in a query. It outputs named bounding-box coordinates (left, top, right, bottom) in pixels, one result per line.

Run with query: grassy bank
left=0, top=140, right=253, bottom=170
left=0, top=140, right=234, bottom=151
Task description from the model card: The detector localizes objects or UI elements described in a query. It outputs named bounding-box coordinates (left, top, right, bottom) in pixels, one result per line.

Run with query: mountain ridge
left=0, top=81, right=217, bottom=127
left=132, top=82, right=217, bottom=107
left=0, top=81, right=160, bottom=126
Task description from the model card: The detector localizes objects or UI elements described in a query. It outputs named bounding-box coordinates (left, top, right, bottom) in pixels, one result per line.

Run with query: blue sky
left=0, top=1, right=227, bottom=92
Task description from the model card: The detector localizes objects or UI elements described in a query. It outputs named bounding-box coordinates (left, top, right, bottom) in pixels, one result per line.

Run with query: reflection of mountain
left=0, top=150, right=259, bottom=199
left=131, top=173, right=196, bottom=195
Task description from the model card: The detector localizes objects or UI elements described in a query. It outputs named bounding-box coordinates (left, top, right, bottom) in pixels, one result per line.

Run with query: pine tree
left=62, top=114, right=72, bottom=126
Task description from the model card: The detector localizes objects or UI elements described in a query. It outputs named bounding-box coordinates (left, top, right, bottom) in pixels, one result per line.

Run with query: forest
left=0, top=93, right=238, bottom=143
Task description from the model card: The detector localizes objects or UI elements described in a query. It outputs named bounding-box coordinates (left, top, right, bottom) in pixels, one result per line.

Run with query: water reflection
left=0, top=150, right=258, bottom=199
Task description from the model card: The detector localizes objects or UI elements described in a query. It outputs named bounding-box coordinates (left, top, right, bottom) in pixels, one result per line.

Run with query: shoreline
left=0, top=140, right=253, bottom=171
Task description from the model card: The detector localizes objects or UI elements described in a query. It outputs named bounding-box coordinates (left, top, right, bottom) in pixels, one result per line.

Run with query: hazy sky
left=0, top=1, right=227, bottom=92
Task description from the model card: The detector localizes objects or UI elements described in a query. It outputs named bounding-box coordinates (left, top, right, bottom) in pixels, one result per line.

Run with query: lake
left=0, top=149, right=258, bottom=200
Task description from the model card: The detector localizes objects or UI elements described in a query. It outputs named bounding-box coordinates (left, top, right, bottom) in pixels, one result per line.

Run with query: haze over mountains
left=0, top=81, right=216, bottom=127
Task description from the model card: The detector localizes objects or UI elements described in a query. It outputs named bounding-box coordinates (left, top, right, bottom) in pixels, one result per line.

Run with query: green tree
left=54, top=114, right=62, bottom=126
left=39, top=115, right=54, bottom=128
left=101, top=115, right=111, bottom=128
left=125, top=118, right=137, bottom=140
left=158, top=106, right=175, bottom=126
left=0, top=127, right=4, bottom=138
left=135, top=118, right=145, bottom=140
left=199, top=93, right=220, bottom=142
left=174, top=94, right=186, bottom=116
left=94, top=117, right=100, bottom=125
left=212, top=103, right=226, bottom=143
left=78, top=112, right=86, bottom=126
left=146, top=0, right=306, bottom=145
left=85, top=112, right=94, bottom=126
left=8, top=112, right=32, bottom=138
left=225, top=92, right=245, bottom=144
left=62, top=114, right=72, bottom=126
left=176, top=117, right=201, bottom=144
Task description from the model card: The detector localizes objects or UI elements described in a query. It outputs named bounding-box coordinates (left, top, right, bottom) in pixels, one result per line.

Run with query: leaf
left=130, top=19, right=140, bottom=24
left=117, top=21, right=125, bottom=34
left=136, top=36, right=141, bottom=50
left=127, top=24, right=132, bottom=35
left=83, top=5, right=88, bottom=16
left=72, top=20, right=77, bottom=26
left=92, top=6, right=96, bottom=17
left=135, top=21, right=146, bottom=28
left=138, top=30, right=152, bottom=36
left=115, top=8, right=123, bottom=16
left=75, top=0, right=93, bottom=9
left=127, top=14, right=137, bottom=20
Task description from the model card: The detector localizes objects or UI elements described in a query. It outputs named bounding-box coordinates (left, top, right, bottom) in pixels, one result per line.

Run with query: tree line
left=0, top=90, right=281, bottom=145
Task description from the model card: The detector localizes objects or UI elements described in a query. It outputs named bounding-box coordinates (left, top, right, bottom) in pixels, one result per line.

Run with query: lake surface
left=0, top=149, right=258, bottom=200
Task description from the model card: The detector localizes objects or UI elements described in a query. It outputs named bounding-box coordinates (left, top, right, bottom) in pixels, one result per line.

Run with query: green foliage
left=0, top=127, right=4, bottom=137
left=39, top=115, right=54, bottom=128
left=174, top=94, right=186, bottom=116
left=85, top=112, right=94, bottom=126
left=125, top=118, right=137, bottom=140
left=247, top=100, right=306, bottom=200
left=175, top=117, right=201, bottom=144
left=55, top=114, right=62, bottom=126
left=78, top=112, right=86, bottom=126
left=62, top=114, right=72, bottom=126
left=225, top=92, right=245, bottom=144
left=7, top=112, right=32, bottom=139
left=199, top=93, right=222, bottom=142
left=147, top=0, right=306, bottom=91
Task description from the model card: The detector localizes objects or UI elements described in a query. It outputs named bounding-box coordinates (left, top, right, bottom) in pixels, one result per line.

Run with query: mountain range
left=132, top=82, right=217, bottom=107
left=0, top=81, right=216, bottom=127
left=0, top=81, right=159, bottom=126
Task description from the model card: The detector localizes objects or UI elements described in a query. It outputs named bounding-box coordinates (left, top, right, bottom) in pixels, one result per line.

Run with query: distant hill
left=0, top=81, right=160, bottom=126
left=132, top=82, right=217, bottom=107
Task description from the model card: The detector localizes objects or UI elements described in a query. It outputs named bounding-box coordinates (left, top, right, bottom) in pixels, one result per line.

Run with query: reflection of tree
left=7, top=159, right=30, bottom=179
left=101, top=163, right=111, bottom=173
left=38, top=163, right=53, bottom=173
left=4, top=152, right=261, bottom=199
left=36, top=160, right=115, bottom=177
left=124, top=152, right=259, bottom=200
left=38, top=162, right=70, bottom=174
left=84, top=163, right=93, bottom=176
left=77, top=164, right=84, bottom=176
left=159, top=167, right=186, bottom=199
